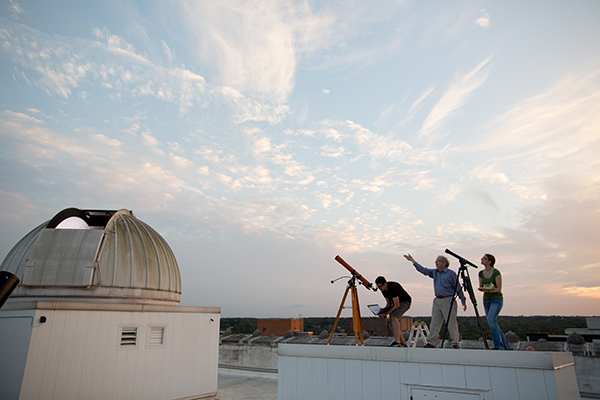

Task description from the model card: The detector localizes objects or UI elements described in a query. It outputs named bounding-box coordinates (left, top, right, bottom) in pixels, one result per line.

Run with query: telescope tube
left=0, top=271, right=20, bottom=310
left=444, top=249, right=478, bottom=269
left=335, top=255, right=375, bottom=290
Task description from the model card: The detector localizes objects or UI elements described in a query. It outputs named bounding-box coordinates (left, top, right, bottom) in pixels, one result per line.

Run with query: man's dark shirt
left=382, top=281, right=412, bottom=304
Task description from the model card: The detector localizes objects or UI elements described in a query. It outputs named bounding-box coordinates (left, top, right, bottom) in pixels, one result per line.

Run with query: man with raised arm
left=403, top=254, right=467, bottom=349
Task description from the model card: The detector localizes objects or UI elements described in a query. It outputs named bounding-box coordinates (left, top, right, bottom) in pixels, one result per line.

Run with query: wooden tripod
left=328, top=275, right=364, bottom=345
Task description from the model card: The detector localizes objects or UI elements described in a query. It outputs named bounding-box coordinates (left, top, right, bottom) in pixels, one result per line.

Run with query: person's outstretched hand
left=403, top=254, right=416, bottom=263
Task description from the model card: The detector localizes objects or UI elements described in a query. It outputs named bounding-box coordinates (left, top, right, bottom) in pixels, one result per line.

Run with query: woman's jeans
left=483, top=298, right=512, bottom=350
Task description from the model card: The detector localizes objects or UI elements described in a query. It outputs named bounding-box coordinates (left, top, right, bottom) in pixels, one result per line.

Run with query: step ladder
left=407, top=322, right=429, bottom=348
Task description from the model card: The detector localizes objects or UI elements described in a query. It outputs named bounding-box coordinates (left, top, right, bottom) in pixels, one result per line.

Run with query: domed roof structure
left=1, top=208, right=181, bottom=304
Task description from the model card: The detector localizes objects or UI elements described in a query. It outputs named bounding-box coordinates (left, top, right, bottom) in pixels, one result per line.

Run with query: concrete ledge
left=2, top=300, right=220, bottom=314
left=218, top=364, right=278, bottom=376
left=278, top=343, right=581, bottom=400
left=278, top=343, right=575, bottom=370
left=219, top=335, right=600, bottom=398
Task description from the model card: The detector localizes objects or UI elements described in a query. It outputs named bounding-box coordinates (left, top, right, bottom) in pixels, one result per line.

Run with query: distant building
left=565, top=317, right=600, bottom=343
left=0, top=208, right=220, bottom=400
left=257, top=318, right=303, bottom=336
left=346, top=316, right=413, bottom=337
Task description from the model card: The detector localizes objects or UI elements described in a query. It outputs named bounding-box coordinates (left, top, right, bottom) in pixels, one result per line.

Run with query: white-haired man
left=404, top=254, right=467, bottom=349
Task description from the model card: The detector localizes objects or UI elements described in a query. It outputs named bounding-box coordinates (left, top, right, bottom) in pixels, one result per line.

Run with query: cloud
left=0, top=110, right=44, bottom=124
left=340, top=120, right=441, bottom=165
left=437, top=183, right=462, bottom=204
left=248, top=134, right=315, bottom=185
left=475, top=10, right=491, bottom=28
left=1, top=111, right=111, bottom=162
left=320, top=144, right=345, bottom=158
left=402, top=86, right=436, bottom=123
left=218, top=86, right=290, bottom=123
left=175, top=1, right=413, bottom=106
left=469, top=59, right=600, bottom=158
left=0, top=18, right=288, bottom=123
left=92, top=27, right=149, bottom=64
left=0, top=110, right=197, bottom=212
left=418, top=55, right=493, bottom=144
left=171, top=154, right=193, bottom=168
left=196, top=166, right=210, bottom=175
left=162, top=40, right=173, bottom=63
left=563, top=286, right=600, bottom=299
left=468, top=163, right=546, bottom=200
left=9, top=0, right=24, bottom=18
left=520, top=197, right=600, bottom=256
left=462, top=58, right=600, bottom=203
left=252, top=137, right=273, bottom=155
left=89, top=134, right=122, bottom=148
left=179, top=0, right=332, bottom=104
left=141, top=131, right=161, bottom=148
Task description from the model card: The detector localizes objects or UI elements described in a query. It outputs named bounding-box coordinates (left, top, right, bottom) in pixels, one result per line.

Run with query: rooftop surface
left=216, top=369, right=277, bottom=400
left=216, top=367, right=597, bottom=400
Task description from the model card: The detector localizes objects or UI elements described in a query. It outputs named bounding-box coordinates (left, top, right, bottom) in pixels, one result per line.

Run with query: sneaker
left=452, top=344, right=461, bottom=349
left=389, top=341, right=400, bottom=347
left=424, top=343, right=436, bottom=348
left=400, top=342, right=408, bottom=347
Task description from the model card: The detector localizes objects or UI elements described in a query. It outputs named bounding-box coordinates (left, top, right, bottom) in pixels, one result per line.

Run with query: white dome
left=1, top=208, right=181, bottom=305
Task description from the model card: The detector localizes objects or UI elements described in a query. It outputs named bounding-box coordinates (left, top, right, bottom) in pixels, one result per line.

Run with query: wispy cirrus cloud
left=403, top=85, right=436, bottom=124
left=418, top=55, right=493, bottom=144
left=179, top=0, right=333, bottom=105
left=463, top=58, right=600, bottom=202
left=469, top=58, right=600, bottom=159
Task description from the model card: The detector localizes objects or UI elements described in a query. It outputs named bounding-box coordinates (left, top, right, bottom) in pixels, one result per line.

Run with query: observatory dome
left=0, top=208, right=181, bottom=305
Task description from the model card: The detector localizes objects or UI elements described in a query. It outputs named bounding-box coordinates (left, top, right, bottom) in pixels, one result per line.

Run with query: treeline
left=219, top=317, right=338, bottom=335
left=221, top=316, right=591, bottom=341
left=419, top=315, right=588, bottom=340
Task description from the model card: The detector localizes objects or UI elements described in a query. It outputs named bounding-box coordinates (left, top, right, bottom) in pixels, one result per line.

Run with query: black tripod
left=441, top=250, right=489, bottom=349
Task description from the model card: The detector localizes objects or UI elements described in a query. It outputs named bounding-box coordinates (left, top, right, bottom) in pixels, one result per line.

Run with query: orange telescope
left=334, top=255, right=375, bottom=291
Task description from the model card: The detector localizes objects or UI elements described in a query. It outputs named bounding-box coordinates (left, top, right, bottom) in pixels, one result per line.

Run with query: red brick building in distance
left=345, top=316, right=413, bottom=337
left=257, top=318, right=303, bottom=336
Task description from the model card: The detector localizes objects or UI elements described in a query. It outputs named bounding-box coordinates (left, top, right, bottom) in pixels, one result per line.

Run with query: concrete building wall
left=219, top=335, right=283, bottom=371
left=573, top=355, right=599, bottom=397
left=0, top=302, right=220, bottom=400
left=278, top=344, right=581, bottom=400
left=218, top=334, right=600, bottom=398
left=0, top=310, right=36, bottom=400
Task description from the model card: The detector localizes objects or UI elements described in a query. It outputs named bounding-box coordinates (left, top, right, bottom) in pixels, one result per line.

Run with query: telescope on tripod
left=441, top=249, right=489, bottom=349
left=328, top=255, right=375, bottom=345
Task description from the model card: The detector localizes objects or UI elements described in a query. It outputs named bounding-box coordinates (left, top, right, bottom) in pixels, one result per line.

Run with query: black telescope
left=445, top=249, right=478, bottom=269
left=335, top=255, right=376, bottom=291
left=0, top=271, right=20, bottom=310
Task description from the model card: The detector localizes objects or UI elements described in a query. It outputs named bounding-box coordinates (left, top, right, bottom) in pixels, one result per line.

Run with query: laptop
left=367, top=304, right=381, bottom=315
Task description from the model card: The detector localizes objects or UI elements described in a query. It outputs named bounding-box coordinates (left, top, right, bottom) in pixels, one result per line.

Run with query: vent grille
left=120, top=327, right=138, bottom=346
left=149, top=326, right=165, bottom=346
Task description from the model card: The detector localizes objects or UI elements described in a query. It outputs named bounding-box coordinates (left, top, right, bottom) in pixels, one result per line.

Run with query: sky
left=1, top=0, right=599, bottom=318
